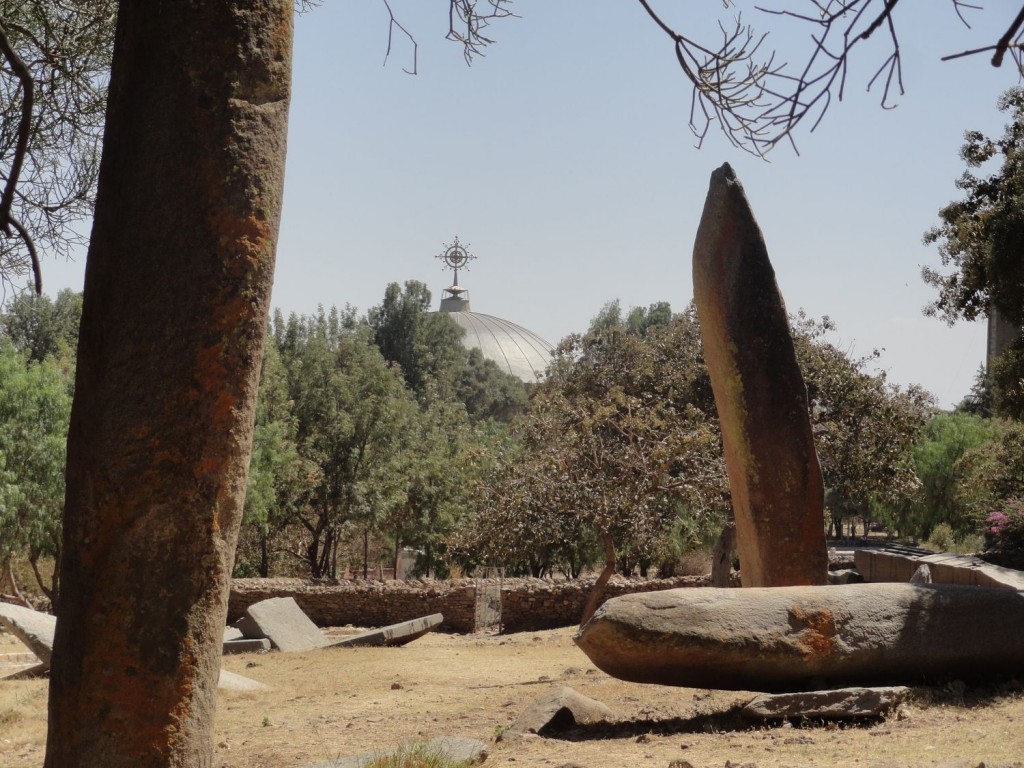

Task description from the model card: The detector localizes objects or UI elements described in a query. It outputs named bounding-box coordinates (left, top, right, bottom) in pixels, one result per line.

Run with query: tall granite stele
left=693, top=163, right=827, bottom=587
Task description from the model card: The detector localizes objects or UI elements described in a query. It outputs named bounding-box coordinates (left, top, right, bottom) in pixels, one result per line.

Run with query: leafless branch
left=638, top=1, right=1024, bottom=155
left=446, top=0, right=519, bottom=65
left=0, top=18, right=40, bottom=294
left=382, top=0, right=418, bottom=74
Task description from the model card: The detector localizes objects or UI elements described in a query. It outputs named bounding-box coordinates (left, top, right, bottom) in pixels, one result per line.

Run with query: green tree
left=956, top=418, right=1024, bottom=525
left=237, top=340, right=310, bottom=577
left=465, top=306, right=727, bottom=624
left=892, top=411, right=994, bottom=540
left=792, top=315, right=935, bottom=537
left=923, top=88, right=1024, bottom=416
left=367, top=280, right=464, bottom=398
left=0, top=288, right=82, bottom=363
left=282, top=312, right=419, bottom=578
left=0, top=342, right=71, bottom=603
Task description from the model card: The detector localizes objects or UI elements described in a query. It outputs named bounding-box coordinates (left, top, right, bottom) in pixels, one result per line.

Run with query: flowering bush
left=982, top=499, right=1024, bottom=555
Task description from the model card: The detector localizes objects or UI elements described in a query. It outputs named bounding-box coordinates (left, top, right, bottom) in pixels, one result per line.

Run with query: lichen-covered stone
left=693, top=163, right=827, bottom=587
left=574, top=583, right=1024, bottom=691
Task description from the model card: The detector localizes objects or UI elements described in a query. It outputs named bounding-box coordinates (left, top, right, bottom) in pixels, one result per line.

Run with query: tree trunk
left=45, top=3, right=292, bottom=767
left=579, top=535, right=617, bottom=628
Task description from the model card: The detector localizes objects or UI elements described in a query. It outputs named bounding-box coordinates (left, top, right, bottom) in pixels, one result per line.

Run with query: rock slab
left=692, top=163, right=827, bottom=587
left=741, top=686, right=910, bottom=720
left=328, top=613, right=443, bottom=648
left=574, top=583, right=1024, bottom=691
left=218, top=669, right=270, bottom=691
left=236, top=596, right=328, bottom=652
left=0, top=602, right=56, bottom=665
left=508, top=685, right=614, bottom=736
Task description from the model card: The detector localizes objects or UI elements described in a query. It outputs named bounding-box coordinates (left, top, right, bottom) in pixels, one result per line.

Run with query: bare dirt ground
left=3, top=625, right=1024, bottom=768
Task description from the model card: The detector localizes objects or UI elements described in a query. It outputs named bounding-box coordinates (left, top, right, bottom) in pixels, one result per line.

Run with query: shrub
left=982, top=498, right=1024, bottom=555
left=925, top=523, right=957, bottom=552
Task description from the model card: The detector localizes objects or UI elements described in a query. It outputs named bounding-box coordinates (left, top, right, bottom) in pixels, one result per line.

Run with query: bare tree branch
left=382, top=0, right=418, bottom=74
left=0, top=19, right=33, bottom=235
left=638, top=1, right=1024, bottom=155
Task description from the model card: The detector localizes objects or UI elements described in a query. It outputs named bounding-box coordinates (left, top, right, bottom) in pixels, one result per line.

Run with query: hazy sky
left=42, top=3, right=1024, bottom=408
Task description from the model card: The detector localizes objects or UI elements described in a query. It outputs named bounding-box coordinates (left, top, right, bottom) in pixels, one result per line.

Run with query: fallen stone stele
left=574, top=583, right=1024, bottom=691
left=235, top=596, right=328, bottom=652
left=328, top=614, right=443, bottom=648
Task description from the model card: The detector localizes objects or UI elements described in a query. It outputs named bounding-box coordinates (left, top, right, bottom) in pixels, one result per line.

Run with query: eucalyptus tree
left=0, top=287, right=82, bottom=363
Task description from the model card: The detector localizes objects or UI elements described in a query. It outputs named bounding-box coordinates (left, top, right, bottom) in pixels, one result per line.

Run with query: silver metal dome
left=437, top=284, right=553, bottom=382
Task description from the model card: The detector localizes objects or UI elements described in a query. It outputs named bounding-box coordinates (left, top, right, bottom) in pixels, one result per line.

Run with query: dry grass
left=4, top=626, right=1024, bottom=767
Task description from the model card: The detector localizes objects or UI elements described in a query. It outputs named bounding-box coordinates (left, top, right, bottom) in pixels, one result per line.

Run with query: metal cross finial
left=436, top=235, right=476, bottom=285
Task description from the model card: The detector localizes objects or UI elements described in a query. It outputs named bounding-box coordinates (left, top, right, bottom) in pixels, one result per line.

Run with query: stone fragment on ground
left=218, top=668, right=270, bottom=691
left=223, top=637, right=271, bottom=654
left=692, top=162, right=828, bottom=588
left=235, top=596, right=328, bottom=652
left=741, top=686, right=910, bottom=720
left=0, top=602, right=56, bottom=666
left=506, top=685, right=614, bottom=736
left=910, top=564, right=933, bottom=584
left=0, top=661, right=48, bottom=680
left=303, top=736, right=488, bottom=768
left=328, top=613, right=443, bottom=648
left=574, top=583, right=1024, bottom=691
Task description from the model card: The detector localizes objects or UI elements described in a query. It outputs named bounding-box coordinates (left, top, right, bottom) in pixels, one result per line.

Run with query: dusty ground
left=3, top=625, right=1024, bottom=768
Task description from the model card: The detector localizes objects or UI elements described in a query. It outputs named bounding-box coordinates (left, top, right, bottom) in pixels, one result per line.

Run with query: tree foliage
left=792, top=314, right=935, bottom=535
left=0, top=341, right=70, bottom=602
left=924, top=88, right=1024, bottom=327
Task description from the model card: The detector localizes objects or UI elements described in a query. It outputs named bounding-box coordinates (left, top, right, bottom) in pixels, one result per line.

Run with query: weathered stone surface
left=237, top=596, right=328, bottom=652
left=507, top=685, right=615, bottom=736
left=910, top=564, right=933, bottom=584
left=328, top=613, right=443, bottom=648
left=692, top=163, right=827, bottom=587
left=827, top=569, right=863, bottom=585
left=303, top=736, right=488, bottom=768
left=223, top=637, right=271, bottom=654
left=741, top=686, right=910, bottom=720
left=574, top=583, right=1024, bottom=692
left=223, top=626, right=244, bottom=642
left=0, top=603, right=56, bottom=665
left=218, top=669, right=270, bottom=692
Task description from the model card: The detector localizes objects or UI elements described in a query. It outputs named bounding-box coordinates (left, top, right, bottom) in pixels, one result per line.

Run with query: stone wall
left=229, top=574, right=712, bottom=633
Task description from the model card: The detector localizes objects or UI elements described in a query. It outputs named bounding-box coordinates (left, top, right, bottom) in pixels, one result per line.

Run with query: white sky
left=42, top=2, right=1024, bottom=408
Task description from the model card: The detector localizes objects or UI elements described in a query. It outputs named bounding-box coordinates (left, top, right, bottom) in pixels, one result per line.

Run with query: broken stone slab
left=574, top=583, right=1024, bottom=692
left=507, top=685, right=615, bottom=737
left=0, top=661, right=48, bottom=680
left=236, top=596, right=328, bottom=652
left=303, top=736, right=488, bottom=768
left=741, top=686, right=910, bottom=720
left=223, top=637, right=271, bottom=654
left=328, top=613, right=443, bottom=648
left=692, top=162, right=828, bottom=587
left=223, top=626, right=244, bottom=642
left=218, top=668, right=270, bottom=692
left=0, top=602, right=56, bottom=666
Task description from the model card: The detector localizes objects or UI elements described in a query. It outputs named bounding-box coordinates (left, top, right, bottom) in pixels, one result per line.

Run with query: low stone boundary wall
left=229, top=574, right=711, bottom=634
left=854, top=549, right=1024, bottom=590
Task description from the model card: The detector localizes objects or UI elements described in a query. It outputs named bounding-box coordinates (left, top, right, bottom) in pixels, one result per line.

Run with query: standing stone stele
left=692, top=163, right=827, bottom=587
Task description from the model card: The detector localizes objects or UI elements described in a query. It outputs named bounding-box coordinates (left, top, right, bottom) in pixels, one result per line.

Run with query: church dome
left=433, top=237, right=554, bottom=382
